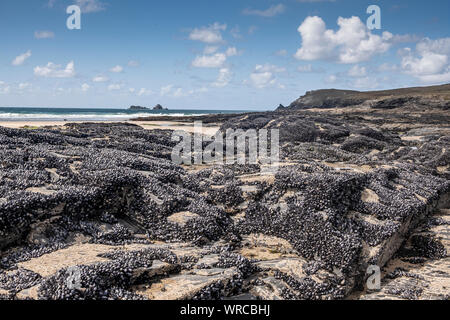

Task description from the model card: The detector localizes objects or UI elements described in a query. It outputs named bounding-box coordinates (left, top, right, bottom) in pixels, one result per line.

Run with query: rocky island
left=153, top=104, right=167, bottom=111
left=0, top=84, right=448, bottom=300
left=128, top=105, right=168, bottom=111
left=128, top=106, right=150, bottom=111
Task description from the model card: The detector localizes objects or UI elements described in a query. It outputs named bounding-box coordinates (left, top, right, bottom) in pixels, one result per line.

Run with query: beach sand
left=0, top=120, right=220, bottom=136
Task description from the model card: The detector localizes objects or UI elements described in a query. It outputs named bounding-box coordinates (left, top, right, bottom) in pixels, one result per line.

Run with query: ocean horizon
left=0, top=107, right=247, bottom=122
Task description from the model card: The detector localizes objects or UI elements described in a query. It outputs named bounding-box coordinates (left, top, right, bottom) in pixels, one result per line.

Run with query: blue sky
left=1, top=0, right=449, bottom=110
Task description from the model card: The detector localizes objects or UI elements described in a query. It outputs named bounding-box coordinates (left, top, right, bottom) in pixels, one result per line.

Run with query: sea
left=0, top=107, right=244, bottom=122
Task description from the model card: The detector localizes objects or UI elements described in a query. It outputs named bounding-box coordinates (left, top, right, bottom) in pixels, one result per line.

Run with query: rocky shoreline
left=0, top=91, right=449, bottom=300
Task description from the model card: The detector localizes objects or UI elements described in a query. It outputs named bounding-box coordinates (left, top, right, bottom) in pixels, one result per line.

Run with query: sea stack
left=153, top=104, right=167, bottom=110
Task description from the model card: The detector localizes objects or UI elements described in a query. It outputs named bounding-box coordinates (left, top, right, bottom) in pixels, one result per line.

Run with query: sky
left=0, top=0, right=449, bottom=110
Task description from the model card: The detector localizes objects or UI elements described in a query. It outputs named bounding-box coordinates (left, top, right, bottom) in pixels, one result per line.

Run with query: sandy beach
left=0, top=120, right=220, bottom=136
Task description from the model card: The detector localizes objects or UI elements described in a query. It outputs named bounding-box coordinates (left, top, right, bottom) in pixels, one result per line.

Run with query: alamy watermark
left=171, top=122, right=280, bottom=173
left=65, top=4, right=381, bottom=31
left=65, top=266, right=82, bottom=290
left=66, top=5, right=81, bottom=30
left=367, top=5, right=382, bottom=30
left=366, top=265, right=381, bottom=291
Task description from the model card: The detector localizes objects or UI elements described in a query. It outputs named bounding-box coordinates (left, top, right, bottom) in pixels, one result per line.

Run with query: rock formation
left=0, top=88, right=448, bottom=300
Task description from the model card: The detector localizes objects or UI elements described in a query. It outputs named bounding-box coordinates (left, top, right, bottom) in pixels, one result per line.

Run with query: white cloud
left=226, top=47, right=240, bottom=57
left=75, top=0, right=105, bottom=13
left=414, top=71, right=450, bottom=83
left=108, top=84, right=122, bottom=91
left=12, top=50, right=32, bottom=66
left=249, top=72, right=276, bottom=88
left=129, top=88, right=136, bottom=93
left=34, top=31, right=55, bottom=39
left=348, top=65, right=367, bottom=77
left=402, top=51, right=447, bottom=76
left=243, top=4, right=285, bottom=17
left=189, top=23, right=226, bottom=44
left=192, top=53, right=227, bottom=68
left=400, top=38, right=450, bottom=83
left=255, top=64, right=286, bottom=73
left=92, top=75, right=109, bottom=82
left=295, top=16, right=393, bottom=64
left=81, top=83, right=90, bottom=91
left=212, top=68, right=232, bottom=87
left=34, top=61, right=75, bottom=78
left=110, top=65, right=124, bottom=73
left=247, top=64, right=285, bottom=88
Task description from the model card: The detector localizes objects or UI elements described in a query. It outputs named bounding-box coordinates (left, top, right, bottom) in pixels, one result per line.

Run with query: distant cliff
left=282, top=84, right=450, bottom=110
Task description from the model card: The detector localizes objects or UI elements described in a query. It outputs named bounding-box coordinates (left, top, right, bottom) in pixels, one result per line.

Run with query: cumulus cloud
left=243, top=4, right=285, bottom=17
left=192, top=53, right=227, bottom=68
left=295, top=16, right=393, bottom=64
left=110, top=65, right=124, bottom=73
left=34, top=31, right=55, bottom=39
left=212, top=68, right=232, bottom=87
left=400, top=38, right=450, bottom=83
left=247, top=64, right=285, bottom=88
left=12, top=50, right=32, bottom=66
left=81, top=83, right=90, bottom=91
left=34, top=61, right=75, bottom=78
left=192, top=46, right=240, bottom=68
left=250, top=72, right=276, bottom=88
left=92, top=75, right=109, bottom=82
left=189, top=23, right=226, bottom=44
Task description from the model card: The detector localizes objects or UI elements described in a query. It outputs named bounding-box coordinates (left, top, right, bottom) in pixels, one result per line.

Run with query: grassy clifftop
left=285, top=84, right=450, bottom=110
